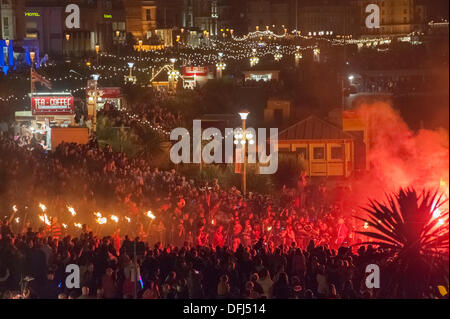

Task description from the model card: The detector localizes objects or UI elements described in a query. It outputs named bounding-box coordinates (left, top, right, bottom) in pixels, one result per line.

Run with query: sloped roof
left=278, top=115, right=354, bottom=140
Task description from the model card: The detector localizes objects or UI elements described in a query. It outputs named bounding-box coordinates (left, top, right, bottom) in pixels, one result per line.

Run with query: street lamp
left=5, top=39, right=9, bottom=47
left=138, top=40, right=143, bottom=60
left=91, top=74, right=100, bottom=133
left=216, top=53, right=226, bottom=79
left=295, top=46, right=302, bottom=67
left=115, top=30, right=121, bottom=56
left=30, top=51, right=36, bottom=98
left=250, top=49, right=259, bottom=67
left=274, top=46, right=283, bottom=62
left=216, top=61, right=226, bottom=79
left=313, top=48, right=320, bottom=63
left=65, top=34, right=71, bottom=58
left=125, top=62, right=137, bottom=84
left=234, top=110, right=253, bottom=196
left=95, top=44, right=100, bottom=64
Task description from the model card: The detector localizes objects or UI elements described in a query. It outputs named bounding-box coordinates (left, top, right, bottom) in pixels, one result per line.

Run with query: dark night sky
left=419, top=0, right=449, bottom=20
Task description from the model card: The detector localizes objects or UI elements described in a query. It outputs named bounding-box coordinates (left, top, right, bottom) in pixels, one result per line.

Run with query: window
left=146, top=9, right=151, bottom=21
left=313, top=147, right=325, bottom=160
left=331, top=146, right=343, bottom=160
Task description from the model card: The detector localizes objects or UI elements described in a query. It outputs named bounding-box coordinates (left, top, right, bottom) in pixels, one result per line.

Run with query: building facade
left=20, top=0, right=126, bottom=58
left=125, top=0, right=157, bottom=40
left=298, top=0, right=360, bottom=37
left=1, top=0, right=26, bottom=41
left=246, top=0, right=290, bottom=33
left=355, top=0, right=427, bottom=35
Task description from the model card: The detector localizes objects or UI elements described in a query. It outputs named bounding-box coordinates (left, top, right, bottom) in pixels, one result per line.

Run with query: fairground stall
left=14, top=92, right=88, bottom=150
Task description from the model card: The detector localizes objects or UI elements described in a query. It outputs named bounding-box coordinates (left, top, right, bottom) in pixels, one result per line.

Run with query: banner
left=32, top=96, right=74, bottom=115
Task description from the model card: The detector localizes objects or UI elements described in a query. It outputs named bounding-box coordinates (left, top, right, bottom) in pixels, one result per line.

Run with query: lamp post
left=234, top=110, right=254, bottom=196
left=216, top=52, right=226, bottom=79
left=91, top=74, right=100, bottom=133
left=30, top=51, right=36, bottom=105
left=313, top=48, right=320, bottom=63
left=274, top=46, right=283, bottom=62
left=115, top=30, right=121, bottom=56
left=65, top=34, right=70, bottom=58
left=5, top=39, right=10, bottom=65
left=250, top=49, right=259, bottom=67
left=125, top=62, right=137, bottom=84
left=138, top=40, right=143, bottom=60
left=168, top=58, right=179, bottom=91
left=95, top=44, right=100, bottom=64
left=295, top=46, right=302, bottom=67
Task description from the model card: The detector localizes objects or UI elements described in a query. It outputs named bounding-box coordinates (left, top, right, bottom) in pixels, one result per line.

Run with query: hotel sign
left=25, top=12, right=40, bottom=17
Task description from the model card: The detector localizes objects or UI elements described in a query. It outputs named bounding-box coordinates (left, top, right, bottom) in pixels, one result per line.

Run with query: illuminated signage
left=31, top=96, right=74, bottom=115
left=25, top=12, right=40, bottom=17
left=26, top=33, right=38, bottom=39
left=104, top=14, right=112, bottom=19
left=183, top=66, right=209, bottom=77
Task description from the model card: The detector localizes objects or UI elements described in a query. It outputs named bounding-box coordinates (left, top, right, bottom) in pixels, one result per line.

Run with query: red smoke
left=349, top=102, right=449, bottom=208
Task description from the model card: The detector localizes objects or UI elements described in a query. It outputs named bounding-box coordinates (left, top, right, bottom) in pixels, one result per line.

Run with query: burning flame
left=39, top=203, right=47, bottom=212
left=12, top=205, right=18, bottom=213
left=15, top=217, right=20, bottom=223
left=110, top=215, right=119, bottom=223
left=94, top=212, right=107, bottom=224
left=146, top=211, right=156, bottom=220
left=67, top=206, right=77, bottom=216
left=39, top=214, right=51, bottom=226
left=62, top=223, right=68, bottom=229
left=125, top=216, right=131, bottom=223
left=74, top=223, right=82, bottom=229
left=363, top=222, right=369, bottom=230
left=267, top=226, right=272, bottom=232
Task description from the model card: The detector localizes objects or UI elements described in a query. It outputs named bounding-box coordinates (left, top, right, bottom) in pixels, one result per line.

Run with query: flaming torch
left=39, top=214, right=51, bottom=226
left=67, top=206, right=77, bottom=216
left=146, top=211, right=156, bottom=220
left=39, top=203, right=47, bottom=212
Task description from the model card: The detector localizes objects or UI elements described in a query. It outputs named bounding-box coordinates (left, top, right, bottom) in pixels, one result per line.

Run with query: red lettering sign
left=31, top=96, right=74, bottom=115
left=182, top=66, right=209, bottom=77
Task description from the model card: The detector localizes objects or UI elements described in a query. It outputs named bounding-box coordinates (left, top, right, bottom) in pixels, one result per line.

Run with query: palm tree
left=132, top=123, right=166, bottom=162
left=355, top=188, right=449, bottom=298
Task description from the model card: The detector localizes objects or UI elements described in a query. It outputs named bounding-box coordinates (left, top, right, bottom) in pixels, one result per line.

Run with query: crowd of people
left=0, top=219, right=385, bottom=299
left=0, top=129, right=380, bottom=299
left=97, top=102, right=183, bottom=134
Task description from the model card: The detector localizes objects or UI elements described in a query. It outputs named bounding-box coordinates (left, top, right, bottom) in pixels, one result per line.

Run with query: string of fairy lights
left=0, top=30, right=418, bottom=105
